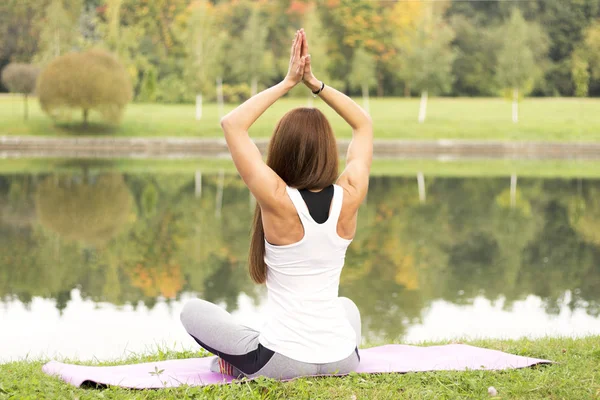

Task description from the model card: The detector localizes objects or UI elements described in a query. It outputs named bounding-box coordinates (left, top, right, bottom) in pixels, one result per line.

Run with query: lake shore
left=3, top=135, right=600, bottom=160
left=1, top=336, right=597, bottom=399
left=4, top=156, right=600, bottom=179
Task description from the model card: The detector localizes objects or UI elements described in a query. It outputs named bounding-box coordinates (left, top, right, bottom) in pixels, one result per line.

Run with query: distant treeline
left=1, top=0, right=599, bottom=102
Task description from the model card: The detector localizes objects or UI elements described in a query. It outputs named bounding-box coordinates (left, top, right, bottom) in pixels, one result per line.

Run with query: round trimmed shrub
left=37, top=49, right=133, bottom=125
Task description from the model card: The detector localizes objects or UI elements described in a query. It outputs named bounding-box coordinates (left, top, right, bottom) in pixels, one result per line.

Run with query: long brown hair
left=249, top=107, right=339, bottom=283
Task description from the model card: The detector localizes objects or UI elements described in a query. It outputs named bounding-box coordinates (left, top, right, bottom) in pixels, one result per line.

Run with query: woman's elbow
left=219, top=116, right=231, bottom=132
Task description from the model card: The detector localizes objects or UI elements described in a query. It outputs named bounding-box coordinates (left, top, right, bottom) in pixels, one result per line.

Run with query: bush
left=137, top=68, right=157, bottom=102
left=37, top=49, right=133, bottom=125
left=1, top=63, right=40, bottom=120
left=155, top=74, right=194, bottom=104
left=220, top=83, right=251, bottom=103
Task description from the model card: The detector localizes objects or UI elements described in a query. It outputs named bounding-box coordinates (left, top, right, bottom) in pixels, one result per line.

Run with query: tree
left=37, top=49, right=133, bottom=125
left=534, top=0, right=599, bottom=95
left=496, top=9, right=548, bottom=123
left=231, top=3, right=275, bottom=96
left=349, top=47, right=376, bottom=113
left=185, top=0, right=227, bottom=113
left=0, top=0, right=45, bottom=64
left=0, top=63, right=40, bottom=120
left=138, top=67, right=157, bottom=102
left=584, top=20, right=600, bottom=81
left=571, top=51, right=590, bottom=97
left=399, top=7, right=456, bottom=123
left=388, top=0, right=424, bottom=97
left=35, top=0, right=83, bottom=65
left=450, top=15, right=500, bottom=96
left=303, top=3, right=333, bottom=85
left=319, top=0, right=380, bottom=92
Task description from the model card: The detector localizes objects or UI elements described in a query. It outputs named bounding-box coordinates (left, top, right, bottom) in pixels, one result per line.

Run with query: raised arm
left=299, top=29, right=373, bottom=203
left=220, top=31, right=307, bottom=209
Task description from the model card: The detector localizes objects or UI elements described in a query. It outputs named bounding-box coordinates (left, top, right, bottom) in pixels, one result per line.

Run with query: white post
left=307, top=95, right=314, bottom=107
left=195, top=94, right=202, bottom=121
left=417, top=172, right=426, bottom=203
left=418, top=90, right=428, bottom=123
left=510, top=174, right=517, bottom=209
left=215, top=169, right=224, bottom=218
left=512, top=88, right=519, bottom=123
left=195, top=170, right=202, bottom=198
left=362, top=82, right=370, bottom=113
left=216, top=76, right=224, bottom=119
left=251, top=76, right=258, bottom=97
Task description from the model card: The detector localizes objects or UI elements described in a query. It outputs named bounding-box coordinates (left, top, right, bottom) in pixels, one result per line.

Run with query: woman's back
left=259, top=185, right=356, bottom=363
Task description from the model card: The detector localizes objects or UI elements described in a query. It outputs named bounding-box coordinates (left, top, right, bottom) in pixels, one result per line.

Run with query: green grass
left=1, top=337, right=598, bottom=399
left=2, top=96, right=600, bottom=140
left=2, top=157, right=600, bottom=179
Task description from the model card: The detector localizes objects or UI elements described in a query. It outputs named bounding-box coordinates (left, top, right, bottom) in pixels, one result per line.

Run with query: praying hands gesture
left=284, top=29, right=322, bottom=93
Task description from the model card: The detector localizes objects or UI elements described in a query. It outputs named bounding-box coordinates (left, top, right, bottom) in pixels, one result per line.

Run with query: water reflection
left=2, top=167, right=600, bottom=360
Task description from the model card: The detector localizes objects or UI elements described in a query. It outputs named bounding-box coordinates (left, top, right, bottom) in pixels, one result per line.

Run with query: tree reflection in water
left=1, top=169, right=600, bottom=340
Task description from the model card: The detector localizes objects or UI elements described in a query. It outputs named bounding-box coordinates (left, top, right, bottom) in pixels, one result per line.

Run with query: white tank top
left=258, top=184, right=356, bottom=363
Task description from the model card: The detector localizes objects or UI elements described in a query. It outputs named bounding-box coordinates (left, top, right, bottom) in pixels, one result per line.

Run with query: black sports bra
left=298, top=185, right=334, bottom=224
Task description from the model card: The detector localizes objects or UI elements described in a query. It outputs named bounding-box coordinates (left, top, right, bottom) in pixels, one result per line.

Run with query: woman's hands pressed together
left=284, top=30, right=308, bottom=87
left=284, top=28, right=322, bottom=93
left=298, top=29, right=322, bottom=93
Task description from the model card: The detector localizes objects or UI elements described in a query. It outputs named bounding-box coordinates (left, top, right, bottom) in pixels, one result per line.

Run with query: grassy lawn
left=0, top=336, right=598, bottom=399
left=3, top=158, right=600, bottom=179
left=1, top=96, right=600, bottom=141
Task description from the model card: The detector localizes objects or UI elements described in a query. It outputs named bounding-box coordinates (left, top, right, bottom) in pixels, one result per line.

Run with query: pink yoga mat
left=42, top=344, right=551, bottom=389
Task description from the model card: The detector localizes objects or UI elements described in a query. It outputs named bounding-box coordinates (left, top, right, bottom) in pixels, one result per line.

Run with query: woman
left=180, top=28, right=373, bottom=380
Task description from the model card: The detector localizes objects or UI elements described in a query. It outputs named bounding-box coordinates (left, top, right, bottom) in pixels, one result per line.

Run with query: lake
left=1, top=160, right=600, bottom=362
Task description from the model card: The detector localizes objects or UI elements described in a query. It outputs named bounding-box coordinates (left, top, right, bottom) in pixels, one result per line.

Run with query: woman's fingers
left=302, top=30, right=309, bottom=56
left=291, top=31, right=298, bottom=58
left=296, top=55, right=306, bottom=76
left=300, top=30, right=307, bottom=56
left=295, top=31, right=302, bottom=60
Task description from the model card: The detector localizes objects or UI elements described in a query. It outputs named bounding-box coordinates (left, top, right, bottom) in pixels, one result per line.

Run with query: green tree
left=399, top=7, right=456, bottom=123
left=137, top=67, right=157, bottom=102
left=0, top=0, right=45, bottom=63
left=231, top=4, right=275, bottom=96
left=35, top=0, right=83, bottom=64
left=185, top=0, right=227, bottom=108
left=534, top=0, right=599, bottom=95
left=319, top=0, right=379, bottom=92
left=349, top=47, right=376, bottom=113
left=303, top=3, right=333, bottom=86
left=0, top=63, right=40, bottom=120
left=571, top=51, right=590, bottom=97
left=584, top=20, right=600, bottom=81
left=450, top=15, right=500, bottom=96
left=496, top=9, right=548, bottom=123
left=263, top=0, right=306, bottom=80
left=37, top=49, right=133, bottom=125
left=388, top=0, right=423, bottom=97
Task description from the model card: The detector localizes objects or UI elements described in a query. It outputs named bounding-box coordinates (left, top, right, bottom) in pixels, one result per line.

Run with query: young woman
left=180, top=28, right=373, bottom=380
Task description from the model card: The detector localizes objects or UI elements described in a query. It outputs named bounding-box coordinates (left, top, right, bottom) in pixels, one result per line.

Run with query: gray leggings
left=180, top=297, right=361, bottom=380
